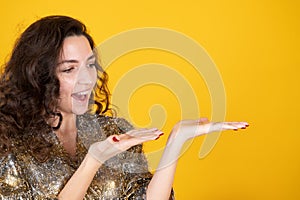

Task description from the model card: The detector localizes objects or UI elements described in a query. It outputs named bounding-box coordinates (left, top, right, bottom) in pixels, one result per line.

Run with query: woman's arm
left=58, top=153, right=101, bottom=200
left=58, top=129, right=163, bottom=200
left=146, top=137, right=182, bottom=200
left=146, top=118, right=249, bottom=200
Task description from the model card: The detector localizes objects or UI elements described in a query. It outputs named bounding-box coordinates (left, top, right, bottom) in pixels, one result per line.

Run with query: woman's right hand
left=88, top=128, right=163, bottom=164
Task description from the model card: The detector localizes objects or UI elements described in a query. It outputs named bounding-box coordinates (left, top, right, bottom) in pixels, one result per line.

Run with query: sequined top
left=0, top=114, right=174, bottom=199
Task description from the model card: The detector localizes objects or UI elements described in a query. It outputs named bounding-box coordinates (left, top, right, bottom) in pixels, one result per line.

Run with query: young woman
left=0, top=15, right=248, bottom=199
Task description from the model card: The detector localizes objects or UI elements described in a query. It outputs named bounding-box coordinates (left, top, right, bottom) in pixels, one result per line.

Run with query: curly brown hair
left=0, top=15, right=110, bottom=162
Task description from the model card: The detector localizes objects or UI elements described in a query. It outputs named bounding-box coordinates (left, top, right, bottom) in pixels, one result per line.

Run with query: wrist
left=84, top=153, right=102, bottom=170
left=167, top=127, right=187, bottom=146
left=88, top=141, right=111, bottom=164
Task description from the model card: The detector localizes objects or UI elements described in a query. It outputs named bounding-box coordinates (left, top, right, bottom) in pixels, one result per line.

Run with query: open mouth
left=71, top=90, right=90, bottom=102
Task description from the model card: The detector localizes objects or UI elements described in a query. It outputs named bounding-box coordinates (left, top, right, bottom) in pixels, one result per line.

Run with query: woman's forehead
left=60, top=35, right=94, bottom=62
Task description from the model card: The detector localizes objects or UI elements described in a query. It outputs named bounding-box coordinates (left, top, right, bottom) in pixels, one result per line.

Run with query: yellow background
left=1, top=0, right=299, bottom=199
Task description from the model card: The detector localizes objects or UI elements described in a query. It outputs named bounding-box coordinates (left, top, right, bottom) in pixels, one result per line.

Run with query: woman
left=0, top=15, right=248, bottom=199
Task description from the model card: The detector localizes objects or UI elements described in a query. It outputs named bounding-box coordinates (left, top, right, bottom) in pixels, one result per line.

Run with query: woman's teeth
left=72, top=91, right=89, bottom=101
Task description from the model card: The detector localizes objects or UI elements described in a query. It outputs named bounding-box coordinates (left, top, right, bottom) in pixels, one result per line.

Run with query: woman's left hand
left=169, top=118, right=249, bottom=144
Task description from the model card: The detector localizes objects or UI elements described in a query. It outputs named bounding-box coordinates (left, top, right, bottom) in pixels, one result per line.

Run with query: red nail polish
left=112, top=136, right=119, bottom=142
left=246, top=124, right=249, bottom=127
left=234, top=129, right=238, bottom=131
left=155, top=136, right=160, bottom=140
left=241, top=127, right=246, bottom=129
left=159, top=133, right=164, bottom=137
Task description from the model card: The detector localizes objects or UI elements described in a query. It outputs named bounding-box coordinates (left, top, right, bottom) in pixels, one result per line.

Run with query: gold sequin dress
left=0, top=114, right=174, bottom=199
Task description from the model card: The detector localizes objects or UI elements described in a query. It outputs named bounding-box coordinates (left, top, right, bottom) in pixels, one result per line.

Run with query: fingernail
left=159, top=132, right=164, bottom=136
left=234, top=129, right=238, bottom=131
left=112, top=136, right=119, bottom=142
left=246, top=124, right=249, bottom=127
left=241, top=127, right=246, bottom=129
left=155, top=136, right=160, bottom=140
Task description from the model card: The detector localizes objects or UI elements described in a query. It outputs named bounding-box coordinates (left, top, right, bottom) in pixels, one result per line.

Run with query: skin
left=55, top=35, right=97, bottom=157
left=147, top=118, right=248, bottom=199
left=57, top=36, right=97, bottom=116
left=56, top=36, right=249, bottom=199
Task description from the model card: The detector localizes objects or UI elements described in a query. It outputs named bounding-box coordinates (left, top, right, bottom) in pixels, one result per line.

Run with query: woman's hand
left=60, top=128, right=163, bottom=199
left=88, top=128, right=163, bottom=164
left=169, top=118, right=249, bottom=144
left=147, top=118, right=249, bottom=200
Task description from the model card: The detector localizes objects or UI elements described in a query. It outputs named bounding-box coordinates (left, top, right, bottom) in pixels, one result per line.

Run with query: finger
left=126, top=128, right=159, bottom=137
left=139, top=131, right=164, bottom=140
left=118, top=129, right=163, bottom=144
left=199, top=117, right=210, bottom=124
left=107, top=135, right=121, bottom=143
left=208, top=122, right=249, bottom=133
left=117, top=133, right=163, bottom=150
left=189, top=118, right=209, bottom=124
left=112, top=135, right=120, bottom=142
left=178, top=119, right=209, bottom=126
left=220, top=122, right=249, bottom=131
left=225, top=122, right=249, bottom=129
left=129, top=129, right=164, bottom=141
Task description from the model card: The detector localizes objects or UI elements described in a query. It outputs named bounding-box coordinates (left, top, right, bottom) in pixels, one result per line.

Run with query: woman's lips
left=71, top=91, right=90, bottom=102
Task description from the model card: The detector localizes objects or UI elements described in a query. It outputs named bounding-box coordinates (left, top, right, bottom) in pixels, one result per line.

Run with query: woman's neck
left=58, top=113, right=77, bottom=133
left=55, top=113, right=78, bottom=157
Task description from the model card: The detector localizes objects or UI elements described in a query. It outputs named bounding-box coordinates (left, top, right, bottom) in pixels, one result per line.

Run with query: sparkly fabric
left=0, top=114, right=174, bottom=199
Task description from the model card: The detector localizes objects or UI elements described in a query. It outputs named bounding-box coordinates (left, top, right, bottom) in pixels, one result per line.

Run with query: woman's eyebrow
left=87, top=54, right=95, bottom=61
left=58, top=59, right=79, bottom=65
left=58, top=55, right=95, bottom=65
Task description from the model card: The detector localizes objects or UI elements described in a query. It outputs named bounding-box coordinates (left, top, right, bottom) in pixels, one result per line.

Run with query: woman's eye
left=62, top=67, right=74, bottom=73
left=87, top=63, right=96, bottom=68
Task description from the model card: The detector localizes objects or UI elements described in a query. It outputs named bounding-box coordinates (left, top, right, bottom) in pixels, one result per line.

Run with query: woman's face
left=56, top=35, right=97, bottom=115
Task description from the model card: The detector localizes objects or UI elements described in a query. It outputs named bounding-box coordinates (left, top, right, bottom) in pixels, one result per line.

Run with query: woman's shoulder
left=0, top=140, right=31, bottom=166
left=0, top=152, right=30, bottom=195
left=0, top=151, right=23, bottom=175
left=0, top=152, right=17, bottom=166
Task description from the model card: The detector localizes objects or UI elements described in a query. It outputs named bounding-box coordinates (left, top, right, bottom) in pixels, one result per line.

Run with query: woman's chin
left=72, top=105, right=89, bottom=115
left=71, top=98, right=90, bottom=115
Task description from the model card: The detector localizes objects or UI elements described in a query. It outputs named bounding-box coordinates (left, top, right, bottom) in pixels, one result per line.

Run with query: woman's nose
left=77, top=66, right=93, bottom=85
